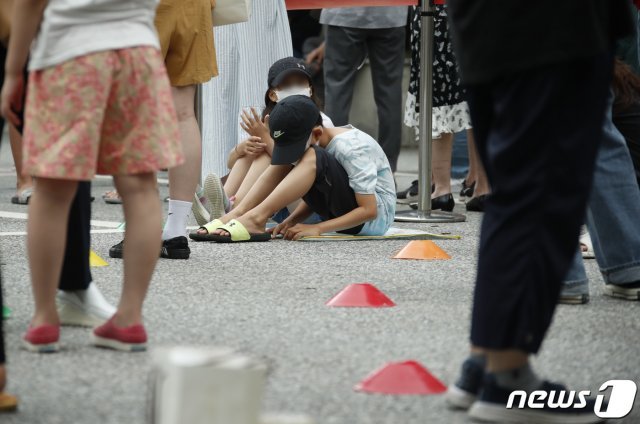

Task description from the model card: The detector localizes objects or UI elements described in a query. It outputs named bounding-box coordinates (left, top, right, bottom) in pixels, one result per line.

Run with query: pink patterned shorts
left=23, top=47, right=183, bottom=180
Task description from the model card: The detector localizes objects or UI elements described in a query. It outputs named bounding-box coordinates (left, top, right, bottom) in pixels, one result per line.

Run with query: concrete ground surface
left=0, top=144, right=639, bottom=424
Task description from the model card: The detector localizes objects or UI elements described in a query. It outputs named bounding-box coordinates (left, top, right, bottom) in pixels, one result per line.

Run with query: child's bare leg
left=224, top=155, right=253, bottom=197
left=220, top=148, right=318, bottom=235
left=232, top=152, right=271, bottom=204
left=28, top=178, right=78, bottom=327
left=113, top=173, right=162, bottom=326
left=198, top=163, right=292, bottom=234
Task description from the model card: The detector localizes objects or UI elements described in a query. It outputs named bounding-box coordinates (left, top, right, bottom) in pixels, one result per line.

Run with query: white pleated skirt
left=201, top=0, right=293, bottom=179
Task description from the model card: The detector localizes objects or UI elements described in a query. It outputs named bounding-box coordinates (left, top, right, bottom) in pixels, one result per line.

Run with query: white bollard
left=149, top=347, right=268, bottom=424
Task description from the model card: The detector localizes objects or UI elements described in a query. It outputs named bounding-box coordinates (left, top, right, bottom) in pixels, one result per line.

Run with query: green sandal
left=189, top=219, right=225, bottom=242
left=209, top=219, right=271, bottom=243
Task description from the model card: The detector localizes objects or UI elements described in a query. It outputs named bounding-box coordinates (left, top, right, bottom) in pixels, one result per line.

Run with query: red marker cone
left=354, top=360, right=447, bottom=395
left=326, top=283, right=395, bottom=308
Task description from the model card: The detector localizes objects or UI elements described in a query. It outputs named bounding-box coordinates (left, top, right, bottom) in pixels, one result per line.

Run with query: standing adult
left=200, top=0, right=292, bottom=181
left=445, top=0, right=634, bottom=422
left=0, top=0, right=114, bottom=328
left=110, top=0, right=218, bottom=260
left=321, top=6, right=408, bottom=172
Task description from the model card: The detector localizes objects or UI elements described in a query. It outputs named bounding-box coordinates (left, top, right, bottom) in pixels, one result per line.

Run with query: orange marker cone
left=326, top=283, right=395, bottom=308
left=392, top=240, right=451, bottom=260
left=354, top=360, right=447, bottom=395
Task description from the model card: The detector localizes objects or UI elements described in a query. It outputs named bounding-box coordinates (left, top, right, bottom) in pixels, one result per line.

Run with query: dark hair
left=612, top=58, right=640, bottom=112
left=262, top=83, right=323, bottom=120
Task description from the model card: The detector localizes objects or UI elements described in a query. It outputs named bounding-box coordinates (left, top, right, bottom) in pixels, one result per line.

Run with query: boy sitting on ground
left=190, top=95, right=396, bottom=242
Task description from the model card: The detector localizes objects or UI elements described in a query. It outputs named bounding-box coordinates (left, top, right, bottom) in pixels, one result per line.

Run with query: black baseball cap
left=270, top=95, right=321, bottom=166
left=268, top=57, right=312, bottom=88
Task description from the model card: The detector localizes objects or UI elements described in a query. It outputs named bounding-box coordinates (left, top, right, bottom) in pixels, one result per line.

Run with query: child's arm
left=283, top=193, right=377, bottom=240
left=227, top=136, right=267, bottom=169
left=271, top=201, right=314, bottom=237
left=0, top=0, right=48, bottom=125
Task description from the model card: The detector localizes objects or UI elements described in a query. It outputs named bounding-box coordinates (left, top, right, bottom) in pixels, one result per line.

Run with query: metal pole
left=395, top=0, right=465, bottom=223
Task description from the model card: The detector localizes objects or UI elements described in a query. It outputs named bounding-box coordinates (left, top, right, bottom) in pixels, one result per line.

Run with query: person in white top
left=1, top=0, right=182, bottom=353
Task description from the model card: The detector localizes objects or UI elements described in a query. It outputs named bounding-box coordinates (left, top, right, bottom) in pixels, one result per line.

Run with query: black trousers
left=60, top=182, right=92, bottom=291
left=324, top=26, right=405, bottom=171
left=468, top=52, right=613, bottom=353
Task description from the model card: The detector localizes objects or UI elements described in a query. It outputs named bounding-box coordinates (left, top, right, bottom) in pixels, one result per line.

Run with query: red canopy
left=286, top=0, right=419, bottom=10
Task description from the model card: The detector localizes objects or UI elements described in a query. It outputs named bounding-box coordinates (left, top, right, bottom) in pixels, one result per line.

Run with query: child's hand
left=240, top=107, right=269, bottom=140
left=282, top=223, right=322, bottom=241
left=0, top=73, right=25, bottom=127
left=270, top=220, right=295, bottom=238
left=239, top=136, right=267, bottom=157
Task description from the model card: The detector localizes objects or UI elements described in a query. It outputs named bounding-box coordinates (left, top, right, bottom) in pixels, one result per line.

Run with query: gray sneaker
left=603, top=281, right=640, bottom=301
left=559, top=282, right=590, bottom=305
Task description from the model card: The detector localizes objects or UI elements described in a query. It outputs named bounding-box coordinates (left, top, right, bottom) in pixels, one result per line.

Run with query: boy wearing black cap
left=190, top=95, right=395, bottom=242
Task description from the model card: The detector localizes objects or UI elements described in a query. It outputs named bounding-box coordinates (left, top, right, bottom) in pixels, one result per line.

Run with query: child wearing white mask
left=197, top=57, right=333, bottom=224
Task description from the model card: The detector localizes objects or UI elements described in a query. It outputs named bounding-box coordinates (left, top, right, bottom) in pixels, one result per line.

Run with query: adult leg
left=324, top=25, right=367, bottom=126
left=28, top=178, right=78, bottom=327
left=466, top=129, right=490, bottom=198
left=163, top=84, right=201, bottom=241
left=454, top=53, right=612, bottom=421
left=113, top=173, right=162, bottom=327
left=431, top=133, right=454, bottom=197
left=586, top=93, right=640, bottom=297
left=366, top=27, right=406, bottom=171
left=8, top=126, right=33, bottom=195
left=471, top=54, right=610, bottom=358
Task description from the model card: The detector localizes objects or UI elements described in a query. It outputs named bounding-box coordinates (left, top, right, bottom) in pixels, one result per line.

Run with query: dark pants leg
left=468, top=53, right=612, bottom=353
left=366, top=27, right=405, bottom=171
left=324, top=25, right=367, bottom=127
left=58, top=182, right=92, bottom=291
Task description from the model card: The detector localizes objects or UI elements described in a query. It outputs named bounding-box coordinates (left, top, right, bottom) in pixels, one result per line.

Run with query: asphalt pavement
left=0, top=143, right=638, bottom=424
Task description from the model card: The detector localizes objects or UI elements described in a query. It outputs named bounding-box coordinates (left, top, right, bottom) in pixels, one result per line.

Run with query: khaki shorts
left=155, top=0, right=218, bottom=87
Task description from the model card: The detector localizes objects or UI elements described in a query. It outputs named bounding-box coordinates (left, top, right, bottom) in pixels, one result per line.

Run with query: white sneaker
left=57, top=283, right=116, bottom=327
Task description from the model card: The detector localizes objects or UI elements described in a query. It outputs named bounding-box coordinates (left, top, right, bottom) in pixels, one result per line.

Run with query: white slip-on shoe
left=57, top=283, right=116, bottom=327
left=204, top=174, right=227, bottom=220
left=192, top=192, right=211, bottom=226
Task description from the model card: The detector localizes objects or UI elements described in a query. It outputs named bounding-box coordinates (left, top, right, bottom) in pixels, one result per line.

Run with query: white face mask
left=275, top=86, right=312, bottom=102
